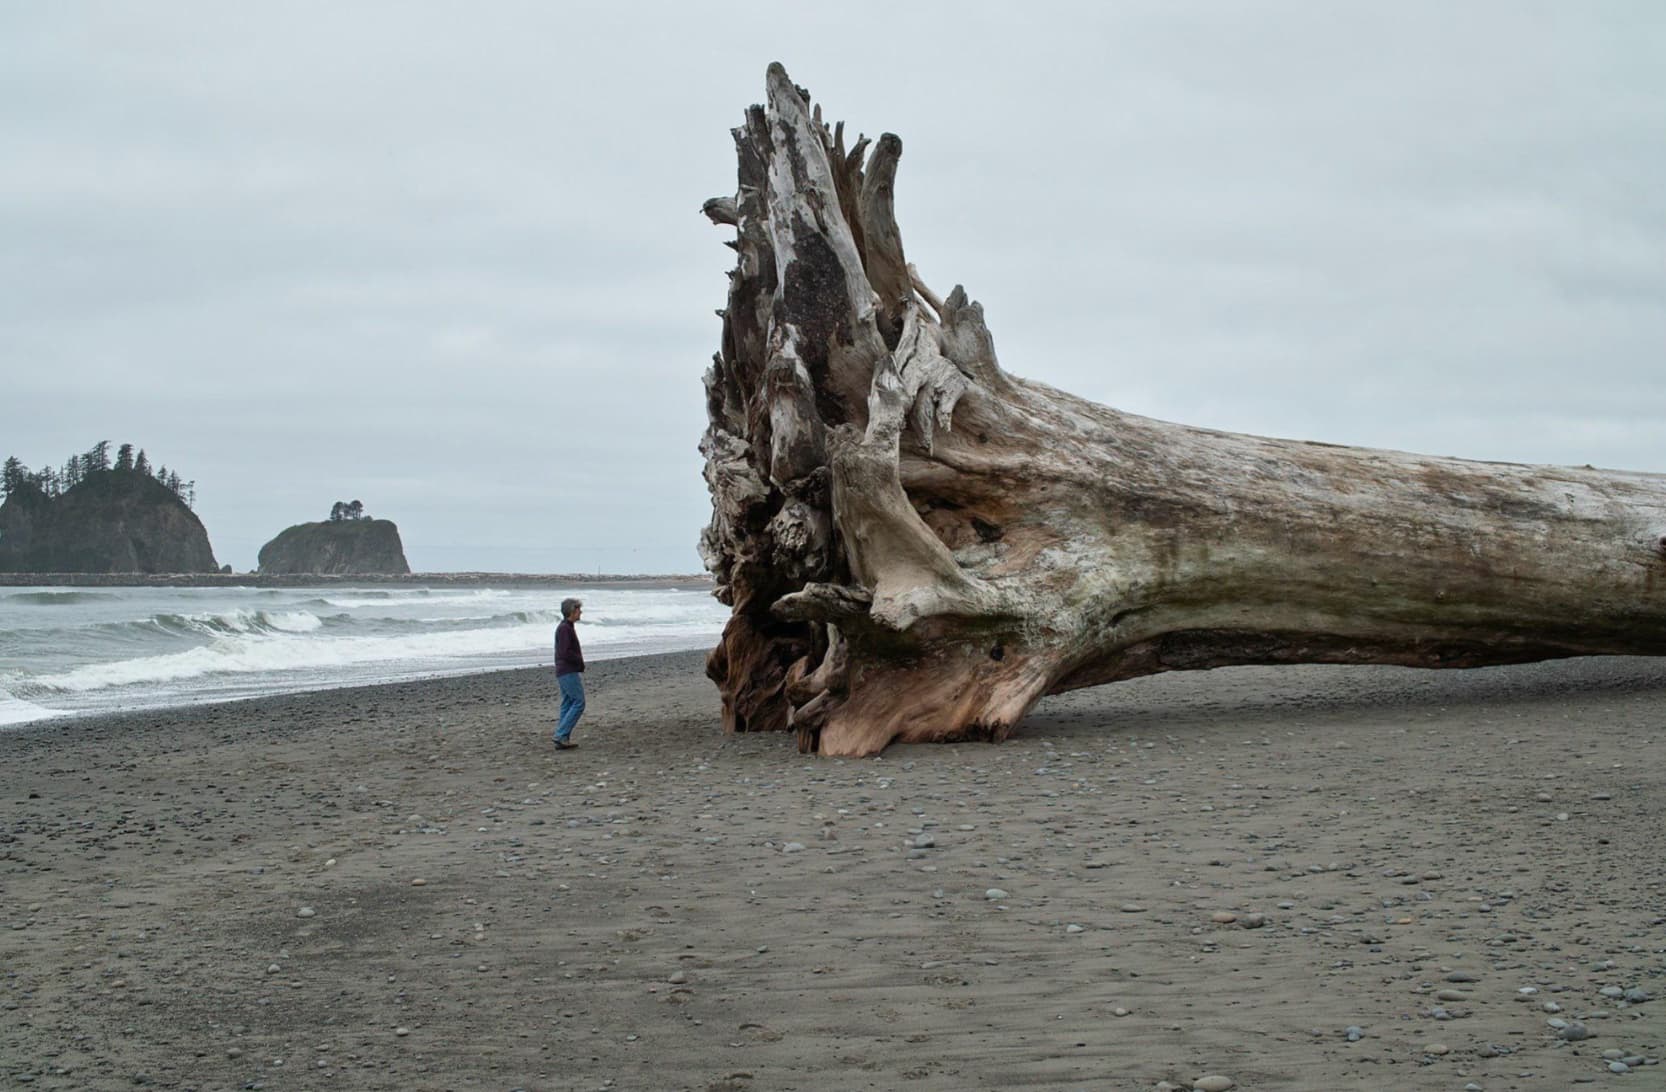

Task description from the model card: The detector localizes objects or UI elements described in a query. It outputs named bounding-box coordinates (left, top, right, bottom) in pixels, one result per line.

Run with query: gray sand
left=3, top=651, right=1663, bottom=1090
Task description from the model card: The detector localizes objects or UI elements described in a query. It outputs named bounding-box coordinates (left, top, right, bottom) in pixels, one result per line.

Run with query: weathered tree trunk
left=699, top=63, right=1666, bottom=757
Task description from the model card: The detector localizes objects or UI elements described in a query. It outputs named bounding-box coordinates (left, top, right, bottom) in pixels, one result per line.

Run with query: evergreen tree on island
left=1, top=441, right=197, bottom=508
left=0, top=440, right=218, bottom=573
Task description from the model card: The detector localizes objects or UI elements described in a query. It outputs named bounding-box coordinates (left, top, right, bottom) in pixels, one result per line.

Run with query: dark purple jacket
left=554, top=619, right=584, bottom=676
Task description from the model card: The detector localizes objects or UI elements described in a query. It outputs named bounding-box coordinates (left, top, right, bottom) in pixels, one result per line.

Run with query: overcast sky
left=3, top=3, right=1662, bottom=573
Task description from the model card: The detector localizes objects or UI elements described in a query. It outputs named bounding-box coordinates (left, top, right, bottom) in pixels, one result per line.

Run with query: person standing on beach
left=553, top=598, right=585, bottom=750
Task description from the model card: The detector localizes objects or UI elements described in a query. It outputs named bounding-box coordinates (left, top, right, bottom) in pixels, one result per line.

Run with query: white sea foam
left=29, top=618, right=711, bottom=694
left=0, top=583, right=727, bottom=722
left=0, top=688, right=68, bottom=727
left=261, top=611, right=324, bottom=633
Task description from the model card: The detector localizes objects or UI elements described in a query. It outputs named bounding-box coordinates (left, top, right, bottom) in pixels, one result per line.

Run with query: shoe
left=554, top=740, right=578, bottom=750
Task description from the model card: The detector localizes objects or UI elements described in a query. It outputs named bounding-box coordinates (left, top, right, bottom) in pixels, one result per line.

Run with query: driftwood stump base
left=700, top=64, right=1666, bottom=756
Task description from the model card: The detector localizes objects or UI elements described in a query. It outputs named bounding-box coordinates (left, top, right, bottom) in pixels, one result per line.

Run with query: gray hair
left=560, top=598, right=582, bottom=620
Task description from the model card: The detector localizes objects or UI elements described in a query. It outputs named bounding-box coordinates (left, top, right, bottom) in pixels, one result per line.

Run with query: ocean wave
left=584, top=602, right=725, bottom=625
left=413, top=608, right=565, bottom=626
left=5, top=590, right=120, bottom=605
left=24, top=617, right=714, bottom=695
left=4, top=608, right=331, bottom=647
left=316, top=589, right=513, bottom=609
left=1, top=586, right=728, bottom=721
left=146, top=609, right=326, bottom=638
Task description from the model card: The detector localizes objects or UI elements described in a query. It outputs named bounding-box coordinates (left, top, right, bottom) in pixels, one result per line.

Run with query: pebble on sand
left=1423, top=1043, right=1450, bottom=1055
left=297, top=907, right=315, bottom=918
left=985, top=888, right=1009, bottom=901
left=410, top=878, right=428, bottom=887
left=1192, top=1076, right=1235, bottom=1092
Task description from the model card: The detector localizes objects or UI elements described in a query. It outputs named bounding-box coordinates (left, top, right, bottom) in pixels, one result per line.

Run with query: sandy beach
left=2, top=650, right=1662, bottom=1091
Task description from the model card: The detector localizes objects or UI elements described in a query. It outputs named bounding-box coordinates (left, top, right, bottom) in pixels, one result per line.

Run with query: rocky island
left=0, top=443, right=219, bottom=573
left=257, top=500, right=411, bottom=575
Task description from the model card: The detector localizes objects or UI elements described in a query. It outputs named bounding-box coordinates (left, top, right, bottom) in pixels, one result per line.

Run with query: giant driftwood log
left=699, top=64, right=1666, bottom=757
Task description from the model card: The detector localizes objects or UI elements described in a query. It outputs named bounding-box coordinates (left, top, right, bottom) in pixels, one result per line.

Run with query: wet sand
left=2, top=651, right=1662, bottom=1090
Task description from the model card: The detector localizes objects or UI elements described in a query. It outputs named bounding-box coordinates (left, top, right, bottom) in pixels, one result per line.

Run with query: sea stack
left=0, top=468, right=218, bottom=573
left=258, top=504, right=411, bottom=575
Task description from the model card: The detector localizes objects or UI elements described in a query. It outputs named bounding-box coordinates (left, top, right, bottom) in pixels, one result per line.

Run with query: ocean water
left=0, top=583, right=728, bottom=727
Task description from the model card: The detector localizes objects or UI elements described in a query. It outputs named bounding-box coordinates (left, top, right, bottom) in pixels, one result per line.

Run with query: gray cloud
left=3, top=3, right=1662, bottom=572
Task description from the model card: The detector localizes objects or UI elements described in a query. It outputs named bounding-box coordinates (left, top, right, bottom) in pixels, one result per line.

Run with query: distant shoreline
left=0, top=571, right=712, bottom=589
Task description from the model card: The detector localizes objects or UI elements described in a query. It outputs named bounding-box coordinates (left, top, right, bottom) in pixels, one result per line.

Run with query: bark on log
left=700, top=63, right=1666, bottom=757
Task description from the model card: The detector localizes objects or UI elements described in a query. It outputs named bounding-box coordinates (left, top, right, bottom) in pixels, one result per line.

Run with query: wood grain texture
left=701, top=64, right=1666, bottom=756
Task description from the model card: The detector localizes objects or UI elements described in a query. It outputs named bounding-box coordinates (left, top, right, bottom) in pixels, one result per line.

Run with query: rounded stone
left=1192, top=1076, right=1235, bottom=1092
left=297, top=907, right=315, bottom=918
left=985, top=888, right=1009, bottom=901
left=1424, top=1043, right=1450, bottom=1055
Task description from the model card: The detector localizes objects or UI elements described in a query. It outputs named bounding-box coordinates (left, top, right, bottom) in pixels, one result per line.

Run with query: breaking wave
left=0, top=583, right=727, bottom=723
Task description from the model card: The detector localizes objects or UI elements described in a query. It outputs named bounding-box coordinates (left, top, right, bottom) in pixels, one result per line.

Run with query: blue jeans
left=555, top=672, right=586, bottom=742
